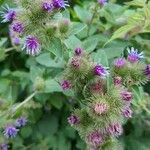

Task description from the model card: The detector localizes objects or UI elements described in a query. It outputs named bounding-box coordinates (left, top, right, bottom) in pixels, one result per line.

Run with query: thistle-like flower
left=107, top=122, right=123, bottom=136
left=90, top=81, right=103, bottom=93
left=61, top=80, right=71, bottom=90
left=52, top=0, right=67, bottom=8
left=89, top=146, right=97, bottom=150
left=120, top=90, right=132, bottom=101
left=0, top=144, right=8, bottom=150
left=127, top=47, right=144, bottom=62
left=42, top=2, right=53, bottom=11
left=3, top=125, right=18, bottom=138
left=12, top=37, right=20, bottom=45
left=113, top=76, right=122, bottom=85
left=23, top=35, right=40, bottom=55
left=1, top=5, right=16, bottom=22
left=70, top=57, right=80, bottom=68
left=67, top=114, right=80, bottom=125
left=93, top=64, right=109, bottom=76
left=74, top=47, right=82, bottom=56
left=97, top=0, right=107, bottom=5
left=11, top=22, right=24, bottom=33
left=144, top=64, right=150, bottom=75
left=113, top=58, right=126, bottom=67
left=15, top=116, right=27, bottom=127
left=9, top=27, right=21, bottom=45
left=87, top=130, right=103, bottom=145
left=122, top=107, right=132, bottom=118
left=93, top=102, right=108, bottom=115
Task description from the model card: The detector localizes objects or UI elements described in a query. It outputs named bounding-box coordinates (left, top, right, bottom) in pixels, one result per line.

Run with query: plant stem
left=5, top=47, right=15, bottom=52
left=13, top=92, right=37, bottom=112
left=87, top=5, right=98, bottom=37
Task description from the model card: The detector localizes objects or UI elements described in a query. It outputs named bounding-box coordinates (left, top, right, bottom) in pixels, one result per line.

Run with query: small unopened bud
left=113, top=76, right=122, bottom=85
left=74, top=47, right=82, bottom=56
left=59, top=18, right=70, bottom=33
left=33, top=77, right=45, bottom=91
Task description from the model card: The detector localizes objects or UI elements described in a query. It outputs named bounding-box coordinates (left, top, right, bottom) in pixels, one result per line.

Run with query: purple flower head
left=93, top=64, right=109, bottom=76
left=127, top=47, right=144, bottom=62
left=23, top=35, right=40, bottom=55
left=90, top=81, right=103, bottom=93
left=122, top=107, right=132, bottom=118
left=12, top=37, right=20, bottom=45
left=144, top=64, right=150, bottom=75
left=89, top=146, right=97, bottom=150
left=113, top=58, right=126, bottom=67
left=97, top=0, right=107, bottom=5
left=67, top=114, right=80, bottom=125
left=9, top=27, right=21, bottom=45
left=3, top=125, right=18, bottom=138
left=11, top=22, right=24, bottom=33
left=52, top=0, right=67, bottom=8
left=121, top=90, right=132, bottom=101
left=93, top=102, right=108, bottom=115
left=1, top=5, right=16, bottom=22
left=0, top=144, right=8, bottom=150
left=87, top=130, right=103, bottom=145
left=107, top=122, right=123, bottom=136
left=74, top=47, right=82, bottom=56
left=61, top=80, right=71, bottom=90
left=15, top=116, right=27, bottom=127
left=42, top=2, right=53, bottom=11
left=70, top=57, right=80, bottom=68
left=113, top=76, right=122, bottom=85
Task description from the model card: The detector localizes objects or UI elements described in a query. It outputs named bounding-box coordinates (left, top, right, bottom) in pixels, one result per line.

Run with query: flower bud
left=74, top=47, right=82, bottom=56
left=120, top=90, right=132, bottom=101
left=59, top=18, right=70, bottom=33
left=87, top=130, right=103, bottom=145
left=122, top=107, right=132, bottom=118
left=144, top=64, right=150, bottom=75
left=67, top=114, right=80, bottom=125
left=107, top=122, right=123, bottom=136
left=33, top=77, right=45, bottom=91
left=61, top=80, right=71, bottom=90
left=93, top=102, right=108, bottom=115
left=113, top=76, right=122, bottom=85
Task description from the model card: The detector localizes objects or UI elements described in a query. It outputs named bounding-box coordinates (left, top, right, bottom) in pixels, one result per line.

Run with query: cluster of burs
left=61, top=47, right=150, bottom=150
left=1, top=0, right=69, bottom=55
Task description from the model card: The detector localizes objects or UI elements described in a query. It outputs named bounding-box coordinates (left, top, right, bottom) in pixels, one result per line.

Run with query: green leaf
left=57, top=132, right=71, bottom=150
left=92, top=50, right=109, bottom=67
left=36, top=53, right=64, bottom=68
left=48, top=37, right=62, bottom=58
left=30, top=66, right=44, bottom=82
left=105, top=24, right=135, bottom=45
left=74, top=5, right=92, bottom=23
left=82, top=36, right=99, bottom=53
left=44, top=79, right=62, bottom=93
left=125, top=0, right=146, bottom=7
left=67, top=22, right=87, bottom=36
left=49, top=94, right=63, bottom=109
left=64, top=35, right=82, bottom=49
left=20, top=126, right=32, bottom=138
left=38, top=114, right=58, bottom=136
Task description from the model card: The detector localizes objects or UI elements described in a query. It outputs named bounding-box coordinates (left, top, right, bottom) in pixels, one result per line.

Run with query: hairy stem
left=87, top=5, right=98, bottom=37
left=13, top=92, right=37, bottom=112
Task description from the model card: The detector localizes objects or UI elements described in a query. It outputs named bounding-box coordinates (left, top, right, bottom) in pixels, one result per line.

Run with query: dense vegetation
left=0, top=0, right=150, bottom=150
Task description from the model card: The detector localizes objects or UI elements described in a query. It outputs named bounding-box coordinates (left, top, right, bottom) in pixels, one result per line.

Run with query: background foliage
left=0, top=0, right=150, bottom=150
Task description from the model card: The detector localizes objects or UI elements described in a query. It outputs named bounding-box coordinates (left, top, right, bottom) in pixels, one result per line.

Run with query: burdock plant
left=63, top=48, right=150, bottom=150
left=1, top=0, right=69, bottom=55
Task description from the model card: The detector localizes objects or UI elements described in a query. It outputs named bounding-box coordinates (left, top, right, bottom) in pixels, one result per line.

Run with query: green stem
left=13, top=92, right=37, bottom=112
left=5, top=47, right=15, bottom=52
left=87, top=5, right=98, bottom=37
